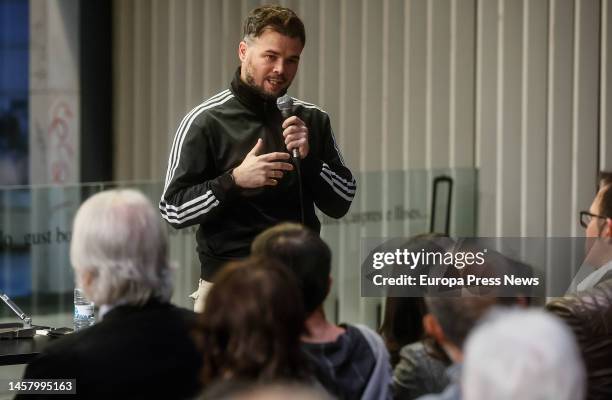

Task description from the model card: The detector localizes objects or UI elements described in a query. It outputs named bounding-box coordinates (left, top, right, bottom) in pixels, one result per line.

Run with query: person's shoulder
left=181, top=89, right=238, bottom=123
left=398, top=341, right=448, bottom=377
left=352, top=324, right=384, bottom=344
left=164, top=303, right=199, bottom=326
left=111, top=302, right=198, bottom=330
left=198, top=89, right=236, bottom=109
left=291, top=97, right=329, bottom=118
left=399, top=341, right=428, bottom=359
left=22, top=331, right=87, bottom=379
left=595, top=268, right=612, bottom=288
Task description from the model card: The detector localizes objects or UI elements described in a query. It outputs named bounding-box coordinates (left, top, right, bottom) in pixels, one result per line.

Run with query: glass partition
left=320, top=168, right=477, bottom=326
left=0, top=168, right=477, bottom=329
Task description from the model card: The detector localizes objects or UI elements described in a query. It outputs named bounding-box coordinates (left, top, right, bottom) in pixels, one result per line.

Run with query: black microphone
left=277, top=94, right=304, bottom=224
left=276, top=94, right=299, bottom=161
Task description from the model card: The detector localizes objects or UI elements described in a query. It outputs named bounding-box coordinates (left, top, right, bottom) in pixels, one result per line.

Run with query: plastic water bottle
left=74, top=288, right=95, bottom=331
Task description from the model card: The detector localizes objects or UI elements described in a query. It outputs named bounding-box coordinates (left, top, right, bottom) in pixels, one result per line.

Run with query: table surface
left=0, top=335, right=54, bottom=366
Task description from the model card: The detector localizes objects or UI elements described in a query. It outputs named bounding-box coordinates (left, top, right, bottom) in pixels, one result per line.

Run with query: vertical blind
left=114, top=0, right=611, bottom=322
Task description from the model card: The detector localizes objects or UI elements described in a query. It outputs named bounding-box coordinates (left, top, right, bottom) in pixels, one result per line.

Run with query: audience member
left=547, top=279, right=612, bottom=400
left=17, top=189, right=202, bottom=399
left=390, top=237, right=531, bottom=400
left=376, top=235, right=454, bottom=399
left=379, top=297, right=427, bottom=367
left=462, top=308, right=585, bottom=400
left=577, top=171, right=612, bottom=291
left=414, top=296, right=500, bottom=400
left=393, top=334, right=451, bottom=400
left=251, top=223, right=393, bottom=400
left=197, top=257, right=311, bottom=386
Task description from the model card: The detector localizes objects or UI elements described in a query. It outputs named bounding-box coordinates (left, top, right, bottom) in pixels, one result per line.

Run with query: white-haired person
left=462, top=308, right=585, bottom=400
left=17, top=189, right=202, bottom=399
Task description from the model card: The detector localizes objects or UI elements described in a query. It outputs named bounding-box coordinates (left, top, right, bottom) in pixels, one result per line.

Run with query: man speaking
left=159, top=5, right=356, bottom=311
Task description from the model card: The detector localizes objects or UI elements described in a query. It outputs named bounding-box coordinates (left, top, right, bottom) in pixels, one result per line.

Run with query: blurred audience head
left=251, top=223, right=331, bottom=314
left=423, top=296, right=508, bottom=363
left=198, top=257, right=308, bottom=385
left=462, top=308, right=585, bottom=400
left=547, top=279, right=612, bottom=400
left=70, top=189, right=172, bottom=306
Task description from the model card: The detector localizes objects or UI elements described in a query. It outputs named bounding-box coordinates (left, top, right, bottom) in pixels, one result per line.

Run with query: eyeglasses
left=579, top=211, right=608, bottom=228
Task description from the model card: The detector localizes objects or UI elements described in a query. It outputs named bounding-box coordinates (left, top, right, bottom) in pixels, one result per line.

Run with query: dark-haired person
left=252, top=223, right=393, bottom=400
left=379, top=296, right=428, bottom=368
left=382, top=294, right=451, bottom=400
left=417, top=294, right=529, bottom=400
left=575, top=172, right=612, bottom=291
left=374, top=235, right=453, bottom=399
left=159, top=5, right=356, bottom=312
left=196, top=256, right=311, bottom=386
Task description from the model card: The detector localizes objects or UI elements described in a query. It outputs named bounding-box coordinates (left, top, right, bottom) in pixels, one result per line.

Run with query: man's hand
left=232, top=139, right=294, bottom=188
left=282, top=116, right=309, bottom=159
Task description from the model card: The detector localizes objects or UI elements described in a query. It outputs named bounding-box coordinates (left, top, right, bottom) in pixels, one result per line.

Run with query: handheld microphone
left=276, top=94, right=299, bottom=160
left=276, top=94, right=304, bottom=224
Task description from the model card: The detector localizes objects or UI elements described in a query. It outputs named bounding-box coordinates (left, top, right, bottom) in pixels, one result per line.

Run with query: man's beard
left=244, top=64, right=287, bottom=100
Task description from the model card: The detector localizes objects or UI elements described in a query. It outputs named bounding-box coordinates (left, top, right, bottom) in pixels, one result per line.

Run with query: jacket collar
left=230, top=67, right=287, bottom=117
left=101, top=298, right=169, bottom=322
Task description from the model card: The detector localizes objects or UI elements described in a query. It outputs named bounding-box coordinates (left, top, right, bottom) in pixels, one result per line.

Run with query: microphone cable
left=294, top=156, right=304, bottom=224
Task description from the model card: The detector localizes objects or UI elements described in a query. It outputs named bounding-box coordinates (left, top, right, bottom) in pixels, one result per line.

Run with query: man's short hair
left=70, top=189, right=172, bottom=306
left=242, top=5, right=306, bottom=46
left=424, top=296, right=498, bottom=349
left=463, top=309, right=585, bottom=400
left=251, top=223, right=331, bottom=314
left=599, top=171, right=612, bottom=219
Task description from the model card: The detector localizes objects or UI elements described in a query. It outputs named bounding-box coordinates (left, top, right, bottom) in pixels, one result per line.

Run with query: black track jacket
left=160, top=69, right=356, bottom=280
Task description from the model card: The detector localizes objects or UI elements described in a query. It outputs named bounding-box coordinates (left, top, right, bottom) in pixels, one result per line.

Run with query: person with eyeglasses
left=575, top=172, right=612, bottom=291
